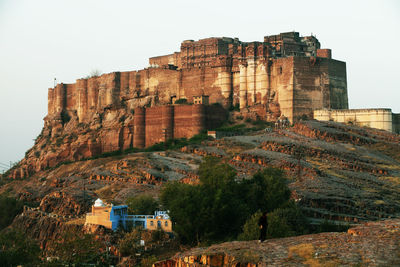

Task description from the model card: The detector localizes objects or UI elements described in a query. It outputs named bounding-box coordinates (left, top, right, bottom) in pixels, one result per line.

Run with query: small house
left=85, top=198, right=172, bottom=232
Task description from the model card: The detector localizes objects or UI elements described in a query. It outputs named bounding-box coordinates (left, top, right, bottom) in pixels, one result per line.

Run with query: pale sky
left=0, top=0, right=399, bottom=172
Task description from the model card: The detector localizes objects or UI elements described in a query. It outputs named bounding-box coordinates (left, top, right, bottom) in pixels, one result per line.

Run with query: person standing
left=258, top=211, right=268, bottom=242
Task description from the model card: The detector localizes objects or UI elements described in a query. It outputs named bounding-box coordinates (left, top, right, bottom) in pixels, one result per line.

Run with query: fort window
left=150, top=221, right=154, bottom=226
left=165, top=221, right=168, bottom=226
left=279, top=67, right=283, bottom=74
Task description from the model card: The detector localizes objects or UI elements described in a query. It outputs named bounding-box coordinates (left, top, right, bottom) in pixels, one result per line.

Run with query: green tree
left=198, top=156, right=237, bottom=187
left=268, top=201, right=308, bottom=237
left=0, top=194, right=24, bottom=230
left=237, top=211, right=262, bottom=241
left=161, top=182, right=202, bottom=244
left=126, top=194, right=159, bottom=215
left=242, top=168, right=291, bottom=214
left=51, top=231, right=103, bottom=264
left=0, top=230, right=40, bottom=266
left=161, top=157, right=248, bottom=244
left=162, top=159, right=308, bottom=244
left=118, top=227, right=143, bottom=256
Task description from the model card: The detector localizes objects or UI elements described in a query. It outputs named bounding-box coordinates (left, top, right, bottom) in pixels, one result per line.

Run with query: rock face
left=12, top=209, right=83, bottom=250
left=4, top=120, right=400, bottom=226
left=10, top=103, right=227, bottom=179
left=2, top=120, right=400, bottom=260
left=9, top=31, right=347, bottom=179
left=154, top=219, right=400, bottom=266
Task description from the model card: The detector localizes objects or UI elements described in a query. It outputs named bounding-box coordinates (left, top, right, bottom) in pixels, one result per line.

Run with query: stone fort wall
left=46, top=32, right=348, bottom=124
left=133, top=104, right=227, bottom=148
left=314, top=109, right=399, bottom=134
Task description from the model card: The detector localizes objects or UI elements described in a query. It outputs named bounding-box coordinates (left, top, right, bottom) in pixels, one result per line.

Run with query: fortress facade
left=47, top=31, right=348, bottom=124
left=11, top=32, right=350, bottom=178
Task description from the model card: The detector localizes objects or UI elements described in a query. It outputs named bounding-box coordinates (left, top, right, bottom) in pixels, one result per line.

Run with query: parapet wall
left=134, top=104, right=227, bottom=148
left=46, top=32, right=348, bottom=124
left=393, top=113, right=400, bottom=134
left=314, top=109, right=398, bottom=133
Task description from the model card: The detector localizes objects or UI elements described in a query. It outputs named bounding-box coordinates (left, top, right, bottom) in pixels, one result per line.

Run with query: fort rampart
left=314, top=109, right=400, bottom=134
left=46, top=32, right=348, bottom=124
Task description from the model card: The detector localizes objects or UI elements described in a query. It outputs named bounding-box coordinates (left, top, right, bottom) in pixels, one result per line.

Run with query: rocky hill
left=1, top=119, right=400, bottom=259
left=154, top=219, right=400, bottom=266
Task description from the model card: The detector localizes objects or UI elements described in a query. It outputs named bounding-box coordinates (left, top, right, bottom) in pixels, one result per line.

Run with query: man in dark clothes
left=258, top=211, right=268, bottom=242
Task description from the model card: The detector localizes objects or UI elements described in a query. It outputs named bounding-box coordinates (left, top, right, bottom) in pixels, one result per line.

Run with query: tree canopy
left=126, top=194, right=159, bottom=215
left=0, top=194, right=24, bottom=231
left=0, top=230, right=40, bottom=266
left=161, top=157, right=306, bottom=245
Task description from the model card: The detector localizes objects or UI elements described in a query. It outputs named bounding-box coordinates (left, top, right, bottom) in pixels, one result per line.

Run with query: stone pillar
left=87, top=77, right=98, bottom=110
left=239, top=64, right=248, bottom=109
left=162, top=105, right=174, bottom=142
left=219, top=68, right=232, bottom=109
left=258, top=62, right=269, bottom=105
left=247, top=58, right=256, bottom=106
left=76, top=79, right=88, bottom=123
left=191, top=104, right=205, bottom=136
left=54, top=83, right=65, bottom=113
left=47, top=88, right=55, bottom=115
left=133, top=107, right=146, bottom=148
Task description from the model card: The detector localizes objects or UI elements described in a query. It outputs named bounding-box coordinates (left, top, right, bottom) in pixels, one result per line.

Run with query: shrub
left=174, top=98, right=188, bottom=104
left=0, top=230, right=40, bottom=266
left=141, top=255, right=158, bottom=267
left=51, top=231, right=103, bottom=264
left=118, top=228, right=142, bottom=256
left=267, top=201, right=308, bottom=238
left=0, top=194, right=24, bottom=230
left=238, top=211, right=262, bottom=241
left=126, top=195, right=159, bottom=215
left=60, top=110, right=71, bottom=124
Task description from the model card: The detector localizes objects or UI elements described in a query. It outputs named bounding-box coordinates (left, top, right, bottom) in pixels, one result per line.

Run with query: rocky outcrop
left=39, top=189, right=95, bottom=216
left=154, top=219, right=400, bottom=266
left=10, top=104, right=226, bottom=179
left=3, top=120, right=400, bottom=234
left=12, top=209, right=83, bottom=250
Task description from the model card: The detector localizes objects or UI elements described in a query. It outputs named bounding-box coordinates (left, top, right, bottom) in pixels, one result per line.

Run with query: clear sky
left=0, top=0, right=399, bottom=172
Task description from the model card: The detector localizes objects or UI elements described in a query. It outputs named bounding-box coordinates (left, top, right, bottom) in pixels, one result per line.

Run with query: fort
left=12, top=31, right=399, bottom=179
left=314, top=108, right=400, bottom=134
left=46, top=31, right=348, bottom=125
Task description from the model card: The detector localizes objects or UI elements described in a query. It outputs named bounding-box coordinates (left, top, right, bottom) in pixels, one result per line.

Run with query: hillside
left=2, top=119, right=400, bottom=222
left=154, top=219, right=400, bottom=266
left=1, top=119, right=400, bottom=263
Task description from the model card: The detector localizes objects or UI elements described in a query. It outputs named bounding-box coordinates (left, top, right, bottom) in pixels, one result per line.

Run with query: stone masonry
left=46, top=32, right=348, bottom=124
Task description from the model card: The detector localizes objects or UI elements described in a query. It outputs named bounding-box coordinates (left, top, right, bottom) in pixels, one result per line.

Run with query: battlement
left=47, top=32, right=347, bottom=124
left=314, top=109, right=399, bottom=133
left=149, top=32, right=327, bottom=69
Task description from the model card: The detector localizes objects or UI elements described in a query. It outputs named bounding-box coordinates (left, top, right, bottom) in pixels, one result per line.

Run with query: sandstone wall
left=135, top=104, right=226, bottom=148
left=393, top=113, right=400, bottom=134
left=46, top=32, right=347, bottom=125
left=13, top=32, right=350, bottom=179
left=314, top=109, right=395, bottom=133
